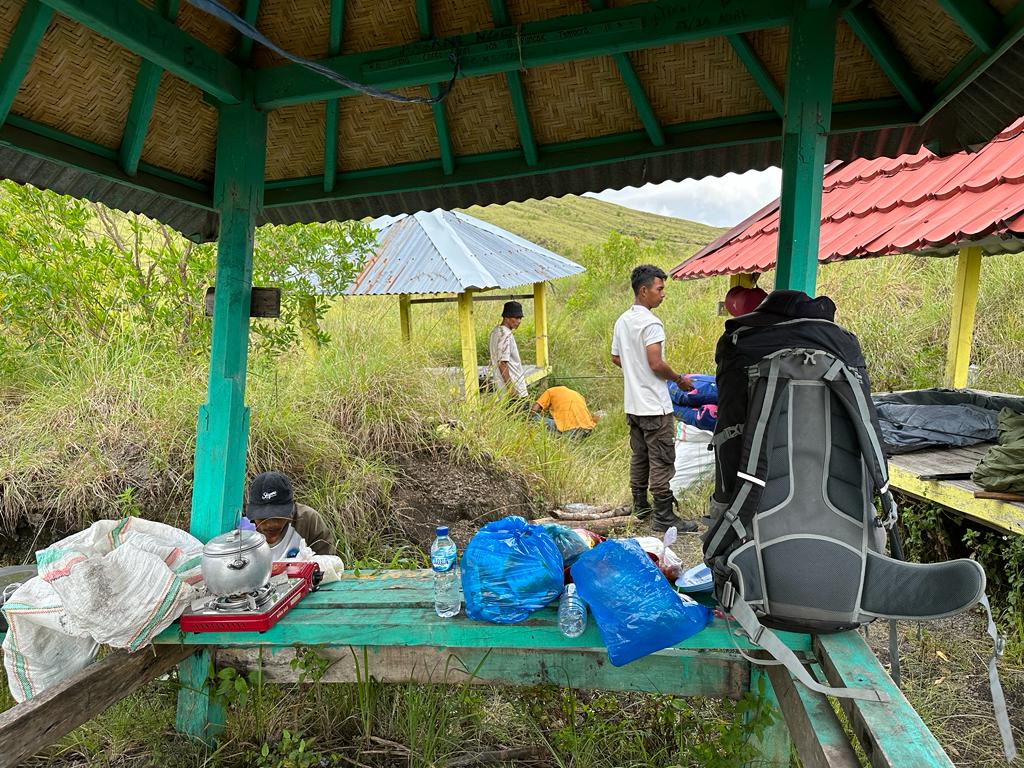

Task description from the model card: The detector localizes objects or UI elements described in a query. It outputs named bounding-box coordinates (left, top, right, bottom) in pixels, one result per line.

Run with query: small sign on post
left=204, top=287, right=281, bottom=318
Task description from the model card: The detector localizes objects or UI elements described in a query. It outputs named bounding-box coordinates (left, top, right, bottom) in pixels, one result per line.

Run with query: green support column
left=189, top=97, right=267, bottom=543
left=177, top=94, right=266, bottom=745
left=774, top=2, right=837, bottom=295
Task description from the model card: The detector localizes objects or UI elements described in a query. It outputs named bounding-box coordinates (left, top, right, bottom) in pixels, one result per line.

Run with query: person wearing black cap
left=488, top=300, right=528, bottom=400
left=246, top=471, right=336, bottom=559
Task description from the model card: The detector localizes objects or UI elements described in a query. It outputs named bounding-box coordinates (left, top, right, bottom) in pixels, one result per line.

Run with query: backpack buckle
left=720, top=581, right=736, bottom=610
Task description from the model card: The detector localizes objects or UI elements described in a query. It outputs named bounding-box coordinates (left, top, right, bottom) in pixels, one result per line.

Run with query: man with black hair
left=488, top=300, right=528, bottom=400
left=611, top=265, right=698, bottom=533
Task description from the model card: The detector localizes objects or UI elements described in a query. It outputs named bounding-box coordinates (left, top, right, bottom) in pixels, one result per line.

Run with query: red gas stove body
left=180, top=561, right=318, bottom=633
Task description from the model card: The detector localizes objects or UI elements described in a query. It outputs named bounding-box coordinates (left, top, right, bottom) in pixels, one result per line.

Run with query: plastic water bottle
left=431, top=526, right=460, bottom=618
left=558, top=583, right=587, bottom=638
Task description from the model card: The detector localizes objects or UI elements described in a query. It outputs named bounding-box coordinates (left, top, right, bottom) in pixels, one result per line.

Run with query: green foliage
left=680, top=677, right=778, bottom=768
left=252, top=729, right=321, bottom=768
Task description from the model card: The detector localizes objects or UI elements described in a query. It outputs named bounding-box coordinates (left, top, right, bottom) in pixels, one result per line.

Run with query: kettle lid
left=202, top=528, right=267, bottom=556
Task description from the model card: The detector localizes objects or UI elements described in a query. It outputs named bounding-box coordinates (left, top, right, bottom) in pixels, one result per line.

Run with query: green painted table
left=153, top=569, right=954, bottom=767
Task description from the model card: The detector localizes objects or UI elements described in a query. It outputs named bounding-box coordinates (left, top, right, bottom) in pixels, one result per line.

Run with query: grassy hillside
left=462, top=195, right=724, bottom=258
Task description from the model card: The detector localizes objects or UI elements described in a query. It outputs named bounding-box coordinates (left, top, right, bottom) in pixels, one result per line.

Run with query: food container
left=201, top=529, right=272, bottom=596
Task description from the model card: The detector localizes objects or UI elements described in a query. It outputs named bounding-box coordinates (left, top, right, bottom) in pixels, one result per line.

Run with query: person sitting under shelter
left=488, top=300, right=528, bottom=402
left=530, top=385, right=598, bottom=438
left=246, top=471, right=336, bottom=559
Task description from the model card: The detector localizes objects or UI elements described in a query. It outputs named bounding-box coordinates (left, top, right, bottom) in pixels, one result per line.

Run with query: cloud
left=585, top=167, right=782, bottom=228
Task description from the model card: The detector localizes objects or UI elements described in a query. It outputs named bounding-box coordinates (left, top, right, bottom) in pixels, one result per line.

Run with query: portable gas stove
left=180, top=561, right=320, bottom=633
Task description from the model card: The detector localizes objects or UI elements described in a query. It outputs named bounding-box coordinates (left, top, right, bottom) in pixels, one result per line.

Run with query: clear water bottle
left=430, top=526, right=460, bottom=618
left=558, top=583, right=587, bottom=638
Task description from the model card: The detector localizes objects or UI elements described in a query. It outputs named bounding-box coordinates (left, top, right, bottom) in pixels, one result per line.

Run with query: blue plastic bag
left=570, top=539, right=712, bottom=666
left=540, top=523, right=589, bottom=568
left=461, top=516, right=564, bottom=624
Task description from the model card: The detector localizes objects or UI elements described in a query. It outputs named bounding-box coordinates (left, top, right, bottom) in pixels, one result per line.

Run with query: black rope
left=186, top=0, right=460, bottom=104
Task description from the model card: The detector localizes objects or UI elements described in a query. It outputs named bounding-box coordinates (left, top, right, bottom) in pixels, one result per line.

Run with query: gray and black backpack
left=702, top=341, right=1015, bottom=757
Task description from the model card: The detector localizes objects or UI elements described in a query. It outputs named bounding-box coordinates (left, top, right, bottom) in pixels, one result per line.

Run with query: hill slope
left=461, top=195, right=724, bottom=260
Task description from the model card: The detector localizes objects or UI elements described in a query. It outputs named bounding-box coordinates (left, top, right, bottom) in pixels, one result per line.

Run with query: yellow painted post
left=457, top=290, right=478, bottom=401
left=945, top=246, right=983, bottom=388
left=729, top=273, right=758, bottom=289
left=399, top=293, right=412, bottom=342
left=533, top=281, right=549, bottom=370
left=298, top=295, right=319, bottom=351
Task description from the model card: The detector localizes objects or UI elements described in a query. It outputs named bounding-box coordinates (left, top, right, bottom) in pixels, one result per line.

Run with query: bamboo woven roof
left=2, top=0, right=1024, bottom=240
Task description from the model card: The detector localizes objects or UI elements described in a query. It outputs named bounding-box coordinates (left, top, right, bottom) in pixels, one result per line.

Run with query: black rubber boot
left=631, top=489, right=652, bottom=521
left=650, top=495, right=698, bottom=534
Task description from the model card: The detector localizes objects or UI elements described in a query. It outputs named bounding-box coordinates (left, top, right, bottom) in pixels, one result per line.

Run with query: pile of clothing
left=667, top=374, right=718, bottom=431
left=667, top=375, right=718, bottom=493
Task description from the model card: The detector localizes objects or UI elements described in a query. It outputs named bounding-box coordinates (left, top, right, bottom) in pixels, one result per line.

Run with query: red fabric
left=672, top=119, right=1024, bottom=279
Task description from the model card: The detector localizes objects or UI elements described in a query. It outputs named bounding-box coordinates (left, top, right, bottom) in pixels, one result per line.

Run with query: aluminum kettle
left=201, top=529, right=272, bottom=596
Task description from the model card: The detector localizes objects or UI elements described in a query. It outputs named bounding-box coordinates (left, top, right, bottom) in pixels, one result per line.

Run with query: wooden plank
left=213, top=645, right=749, bottom=698
left=888, top=464, right=1024, bottom=535
left=408, top=293, right=533, bottom=305
left=748, top=667, right=791, bottom=767
left=457, top=290, right=478, bottom=402
left=815, top=632, right=954, bottom=768
left=726, top=32, right=784, bottom=115
left=0, top=645, right=196, bottom=768
left=533, top=281, right=548, bottom=369
left=175, top=648, right=224, bottom=745
left=766, top=665, right=860, bottom=768
left=774, top=3, right=837, bottom=294
left=843, top=5, right=925, bottom=115
left=398, top=293, right=412, bottom=341
left=938, top=0, right=1001, bottom=52
left=322, top=0, right=343, bottom=192
left=0, top=1, right=54, bottom=127
left=203, top=286, right=280, bottom=318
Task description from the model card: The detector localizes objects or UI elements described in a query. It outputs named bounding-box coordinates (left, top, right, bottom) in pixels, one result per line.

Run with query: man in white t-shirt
left=611, top=265, right=698, bottom=533
left=488, top=300, right=528, bottom=401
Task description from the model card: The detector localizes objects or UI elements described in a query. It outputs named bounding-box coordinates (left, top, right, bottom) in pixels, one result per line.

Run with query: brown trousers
left=627, top=413, right=676, bottom=500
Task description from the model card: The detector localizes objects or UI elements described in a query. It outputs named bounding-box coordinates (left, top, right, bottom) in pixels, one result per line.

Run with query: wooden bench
left=0, top=570, right=955, bottom=768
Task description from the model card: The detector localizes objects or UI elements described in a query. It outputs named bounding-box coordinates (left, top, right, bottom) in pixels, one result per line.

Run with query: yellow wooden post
left=945, top=246, right=983, bottom=388
left=457, top=290, right=478, bottom=401
left=729, top=273, right=758, bottom=289
left=399, top=293, right=412, bottom=342
left=298, top=295, right=319, bottom=351
left=533, top=281, right=548, bottom=370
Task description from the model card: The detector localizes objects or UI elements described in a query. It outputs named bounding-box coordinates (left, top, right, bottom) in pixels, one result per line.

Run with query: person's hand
left=675, top=373, right=693, bottom=390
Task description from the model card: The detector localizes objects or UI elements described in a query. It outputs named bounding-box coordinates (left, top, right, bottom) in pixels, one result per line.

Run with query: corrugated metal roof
left=672, top=119, right=1024, bottom=280
left=346, top=209, right=584, bottom=296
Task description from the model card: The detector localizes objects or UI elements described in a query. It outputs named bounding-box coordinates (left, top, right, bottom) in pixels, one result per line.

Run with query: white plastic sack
left=670, top=421, right=716, bottom=494
left=3, top=517, right=202, bottom=702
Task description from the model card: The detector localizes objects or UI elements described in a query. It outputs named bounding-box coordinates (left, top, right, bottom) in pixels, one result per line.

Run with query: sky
left=585, top=166, right=782, bottom=229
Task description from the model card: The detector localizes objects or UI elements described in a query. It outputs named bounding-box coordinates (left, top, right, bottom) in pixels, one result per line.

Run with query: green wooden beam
left=0, top=1, right=54, bottom=127
left=255, top=0, right=794, bottom=109
left=726, top=33, right=784, bottom=116
left=188, top=96, right=266, bottom=543
left=323, top=0, right=345, bottom=192
left=587, top=0, right=662, bottom=145
left=118, top=0, right=182, bottom=177
left=0, top=115, right=212, bottom=209
left=486, top=0, right=538, bottom=166
left=236, top=0, right=262, bottom=63
left=938, top=0, right=1001, bottom=53
left=844, top=5, right=925, bottom=115
left=923, top=4, right=1024, bottom=125
left=774, top=3, right=837, bottom=295
left=261, top=99, right=915, bottom=209
left=36, top=0, right=242, bottom=104
left=416, top=1, right=454, bottom=175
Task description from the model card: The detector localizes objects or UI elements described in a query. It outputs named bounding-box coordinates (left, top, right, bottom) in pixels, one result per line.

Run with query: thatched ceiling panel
left=139, top=74, right=218, bottom=182
left=745, top=28, right=787, bottom=99
left=339, top=87, right=439, bottom=171
left=432, top=0, right=495, bottom=37
left=176, top=0, right=243, bottom=56
left=342, top=0, right=419, bottom=55
left=445, top=74, right=520, bottom=156
left=252, top=0, right=331, bottom=69
left=870, top=0, right=972, bottom=84
left=833, top=20, right=898, bottom=103
left=0, top=1, right=27, bottom=57
left=12, top=16, right=139, bottom=150
left=265, top=102, right=325, bottom=180
left=522, top=58, right=640, bottom=145
left=631, top=38, right=771, bottom=126
left=506, top=0, right=587, bottom=25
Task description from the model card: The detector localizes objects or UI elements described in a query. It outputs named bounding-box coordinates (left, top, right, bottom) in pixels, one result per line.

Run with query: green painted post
left=774, top=2, right=837, bottom=295
left=745, top=667, right=791, bottom=767
left=176, top=94, right=265, bottom=744
left=189, top=96, right=267, bottom=543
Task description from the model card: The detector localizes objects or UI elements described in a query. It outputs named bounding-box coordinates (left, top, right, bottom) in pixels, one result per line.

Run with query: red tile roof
left=672, top=119, right=1024, bottom=280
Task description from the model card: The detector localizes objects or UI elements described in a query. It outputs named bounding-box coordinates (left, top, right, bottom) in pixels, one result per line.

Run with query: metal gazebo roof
left=3, top=1, right=1024, bottom=240
left=671, top=117, right=1024, bottom=279
left=347, top=209, right=584, bottom=296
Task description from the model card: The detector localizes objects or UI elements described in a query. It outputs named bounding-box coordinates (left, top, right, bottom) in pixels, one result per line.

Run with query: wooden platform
left=132, top=569, right=951, bottom=768
left=888, top=444, right=1024, bottom=535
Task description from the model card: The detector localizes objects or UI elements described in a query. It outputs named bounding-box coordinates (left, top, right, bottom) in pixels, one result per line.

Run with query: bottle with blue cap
left=430, top=525, right=460, bottom=618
